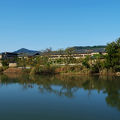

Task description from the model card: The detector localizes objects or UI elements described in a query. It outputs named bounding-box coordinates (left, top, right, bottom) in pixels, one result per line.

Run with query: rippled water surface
left=0, top=74, right=120, bottom=120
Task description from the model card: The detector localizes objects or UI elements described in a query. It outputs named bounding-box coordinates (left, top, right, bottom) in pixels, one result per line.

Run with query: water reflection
left=0, top=73, right=120, bottom=111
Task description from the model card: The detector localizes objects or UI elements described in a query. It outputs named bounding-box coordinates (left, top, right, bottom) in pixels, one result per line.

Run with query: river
left=0, top=74, right=120, bottom=120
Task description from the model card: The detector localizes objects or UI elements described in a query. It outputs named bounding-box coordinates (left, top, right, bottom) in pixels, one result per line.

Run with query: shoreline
left=1, top=67, right=119, bottom=76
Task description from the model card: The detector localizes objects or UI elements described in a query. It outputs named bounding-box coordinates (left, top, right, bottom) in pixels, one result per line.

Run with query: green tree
left=106, top=38, right=120, bottom=71
left=82, top=56, right=90, bottom=68
left=65, top=47, right=75, bottom=64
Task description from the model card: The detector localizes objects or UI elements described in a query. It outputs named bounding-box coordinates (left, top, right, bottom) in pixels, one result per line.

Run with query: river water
left=0, top=74, right=120, bottom=120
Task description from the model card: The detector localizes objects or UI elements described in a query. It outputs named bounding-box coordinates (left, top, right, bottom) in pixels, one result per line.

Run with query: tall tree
left=106, top=38, right=120, bottom=71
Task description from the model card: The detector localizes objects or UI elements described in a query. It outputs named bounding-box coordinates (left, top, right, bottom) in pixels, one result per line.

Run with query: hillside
left=12, top=46, right=106, bottom=56
left=72, top=45, right=106, bottom=53
left=14, top=48, right=40, bottom=55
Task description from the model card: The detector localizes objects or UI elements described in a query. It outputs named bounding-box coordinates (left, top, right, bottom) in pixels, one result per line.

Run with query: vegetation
left=1, top=38, right=120, bottom=75
left=30, top=64, right=56, bottom=75
left=105, top=38, right=120, bottom=72
left=73, top=45, right=106, bottom=49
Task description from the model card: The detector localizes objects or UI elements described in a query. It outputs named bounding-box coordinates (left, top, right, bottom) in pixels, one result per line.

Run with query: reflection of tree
left=1, top=74, right=120, bottom=110
left=82, top=76, right=120, bottom=111
left=104, top=80, right=120, bottom=110
left=106, top=91, right=120, bottom=110
left=38, top=85, right=78, bottom=98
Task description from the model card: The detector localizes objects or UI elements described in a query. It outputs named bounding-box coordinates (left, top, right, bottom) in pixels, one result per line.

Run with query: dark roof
left=18, top=52, right=40, bottom=57
left=2, top=52, right=18, bottom=55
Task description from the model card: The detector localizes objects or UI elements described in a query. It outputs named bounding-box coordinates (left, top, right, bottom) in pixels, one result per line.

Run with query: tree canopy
left=106, top=38, right=120, bottom=71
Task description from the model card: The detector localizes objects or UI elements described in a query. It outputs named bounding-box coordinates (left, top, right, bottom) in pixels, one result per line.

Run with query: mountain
left=72, top=45, right=106, bottom=53
left=14, top=48, right=40, bottom=55
left=73, top=45, right=106, bottom=49
left=13, top=45, right=106, bottom=56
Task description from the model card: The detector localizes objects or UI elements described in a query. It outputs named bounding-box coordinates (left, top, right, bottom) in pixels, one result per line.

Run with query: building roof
left=18, top=52, right=40, bottom=57
left=2, top=52, right=18, bottom=55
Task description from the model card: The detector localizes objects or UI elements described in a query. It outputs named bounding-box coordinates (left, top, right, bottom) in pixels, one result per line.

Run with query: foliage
left=30, top=64, right=56, bottom=75
left=2, top=60, right=9, bottom=67
left=82, top=56, right=90, bottom=68
left=0, top=67, right=4, bottom=73
left=106, top=38, right=120, bottom=71
left=65, top=47, right=75, bottom=56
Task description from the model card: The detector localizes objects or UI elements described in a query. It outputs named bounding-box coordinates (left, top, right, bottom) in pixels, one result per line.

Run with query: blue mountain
left=14, top=48, right=40, bottom=55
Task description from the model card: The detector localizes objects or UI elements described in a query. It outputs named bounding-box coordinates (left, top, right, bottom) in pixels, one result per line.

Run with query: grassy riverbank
left=29, top=65, right=117, bottom=76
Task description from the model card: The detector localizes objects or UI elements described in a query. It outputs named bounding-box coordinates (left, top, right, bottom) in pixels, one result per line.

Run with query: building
left=0, top=52, right=18, bottom=65
left=0, top=52, right=18, bottom=60
left=0, top=54, right=2, bottom=59
left=9, top=63, right=17, bottom=68
left=49, top=52, right=107, bottom=60
left=0, top=52, right=18, bottom=67
left=18, top=52, right=40, bottom=59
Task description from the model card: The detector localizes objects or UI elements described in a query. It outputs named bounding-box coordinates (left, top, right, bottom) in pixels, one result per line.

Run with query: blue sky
left=0, top=0, right=120, bottom=52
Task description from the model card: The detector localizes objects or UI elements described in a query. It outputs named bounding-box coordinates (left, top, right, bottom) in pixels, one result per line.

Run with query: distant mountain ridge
left=13, top=46, right=106, bottom=56
left=72, top=45, right=106, bottom=53
left=14, top=48, right=40, bottom=55
left=73, top=45, right=106, bottom=49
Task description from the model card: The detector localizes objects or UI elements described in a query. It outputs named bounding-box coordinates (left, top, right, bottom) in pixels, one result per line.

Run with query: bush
left=90, top=64, right=100, bottom=74
left=2, top=60, right=9, bottom=67
left=113, top=65, right=120, bottom=72
left=22, top=69, right=31, bottom=74
left=82, top=56, right=90, bottom=68
left=30, top=65, right=56, bottom=75
left=0, top=67, right=4, bottom=73
left=55, top=65, right=83, bottom=73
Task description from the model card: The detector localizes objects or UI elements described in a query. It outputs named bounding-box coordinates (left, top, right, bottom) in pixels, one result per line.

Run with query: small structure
left=0, top=54, right=2, bottom=59
left=0, top=52, right=18, bottom=67
left=18, top=52, right=40, bottom=59
left=9, top=63, right=17, bottom=68
left=49, top=52, right=106, bottom=60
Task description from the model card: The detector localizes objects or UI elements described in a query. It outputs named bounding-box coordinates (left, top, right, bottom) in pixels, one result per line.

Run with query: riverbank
left=0, top=66, right=119, bottom=76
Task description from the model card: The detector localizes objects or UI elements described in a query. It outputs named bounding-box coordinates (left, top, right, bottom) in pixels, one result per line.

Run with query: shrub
left=30, top=65, right=56, bottom=75
left=0, top=67, right=4, bottom=73
left=90, top=64, right=100, bottom=74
